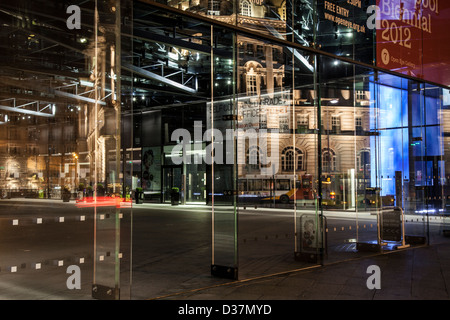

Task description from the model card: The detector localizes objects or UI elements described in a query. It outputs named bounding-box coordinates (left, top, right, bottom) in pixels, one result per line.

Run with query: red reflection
left=76, top=196, right=132, bottom=208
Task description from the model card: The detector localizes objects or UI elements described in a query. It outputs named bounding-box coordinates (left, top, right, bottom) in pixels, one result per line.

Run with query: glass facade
left=0, top=0, right=449, bottom=299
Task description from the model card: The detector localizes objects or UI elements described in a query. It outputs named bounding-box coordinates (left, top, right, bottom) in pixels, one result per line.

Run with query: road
left=0, top=199, right=446, bottom=299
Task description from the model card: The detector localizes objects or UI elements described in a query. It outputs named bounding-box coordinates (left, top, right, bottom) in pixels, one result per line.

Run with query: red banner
left=376, top=0, right=450, bottom=86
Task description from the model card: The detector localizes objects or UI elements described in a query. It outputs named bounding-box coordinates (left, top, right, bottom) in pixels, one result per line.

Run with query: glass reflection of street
left=0, top=198, right=442, bottom=299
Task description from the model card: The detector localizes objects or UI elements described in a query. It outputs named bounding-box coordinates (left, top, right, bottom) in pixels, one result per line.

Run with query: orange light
left=76, top=196, right=132, bottom=208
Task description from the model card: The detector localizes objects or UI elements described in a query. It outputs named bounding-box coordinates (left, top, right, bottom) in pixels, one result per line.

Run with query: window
left=276, top=179, right=290, bottom=190
left=241, top=0, right=251, bottom=17
left=65, top=144, right=75, bottom=154
left=256, top=45, right=264, bottom=57
left=322, top=148, right=336, bottom=172
left=357, top=149, right=370, bottom=173
left=208, top=0, right=220, bottom=15
left=331, top=115, right=341, bottom=133
left=246, top=69, right=258, bottom=96
left=248, top=179, right=262, bottom=191
left=297, top=114, right=309, bottom=126
left=246, top=146, right=260, bottom=172
left=281, top=147, right=304, bottom=171
left=356, top=90, right=366, bottom=100
left=280, top=1, right=286, bottom=21
left=355, top=116, right=363, bottom=133
left=27, top=145, right=38, bottom=155
left=260, top=112, right=267, bottom=129
left=297, top=114, right=309, bottom=132
left=279, top=114, right=289, bottom=133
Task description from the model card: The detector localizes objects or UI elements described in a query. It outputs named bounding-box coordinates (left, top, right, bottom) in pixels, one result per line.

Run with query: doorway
left=163, top=166, right=183, bottom=203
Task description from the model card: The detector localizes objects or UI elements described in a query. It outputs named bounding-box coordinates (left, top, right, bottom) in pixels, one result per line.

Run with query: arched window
left=357, top=149, right=370, bottom=174
left=322, top=148, right=336, bottom=172
left=246, top=67, right=258, bottom=96
left=281, top=147, right=304, bottom=172
left=280, top=1, right=287, bottom=21
left=246, top=146, right=260, bottom=172
left=241, top=0, right=252, bottom=16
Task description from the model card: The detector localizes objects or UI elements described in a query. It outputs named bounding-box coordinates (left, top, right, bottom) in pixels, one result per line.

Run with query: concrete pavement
left=153, top=239, right=450, bottom=300
left=1, top=199, right=450, bottom=300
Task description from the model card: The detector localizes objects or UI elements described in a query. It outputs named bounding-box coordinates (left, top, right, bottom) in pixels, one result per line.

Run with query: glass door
left=162, top=166, right=183, bottom=204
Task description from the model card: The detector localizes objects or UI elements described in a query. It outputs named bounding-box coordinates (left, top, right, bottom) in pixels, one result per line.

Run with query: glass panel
left=235, top=29, right=325, bottom=277
left=89, top=0, right=130, bottom=301
left=317, top=55, right=360, bottom=262
left=403, top=81, right=444, bottom=246
left=160, top=0, right=450, bottom=88
left=125, top=3, right=218, bottom=298
left=167, top=0, right=288, bottom=38
left=314, top=0, right=375, bottom=64
left=237, top=33, right=296, bottom=278
left=441, top=86, right=450, bottom=238
left=375, top=0, right=450, bottom=87
left=367, top=73, right=429, bottom=251
left=210, top=25, right=238, bottom=279
left=0, top=0, right=132, bottom=299
left=1, top=0, right=449, bottom=301
left=292, top=48, right=322, bottom=265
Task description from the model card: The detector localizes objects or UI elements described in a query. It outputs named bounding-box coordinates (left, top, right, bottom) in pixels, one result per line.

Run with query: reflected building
left=0, top=0, right=450, bottom=298
left=0, top=0, right=449, bottom=211
left=0, top=1, right=121, bottom=199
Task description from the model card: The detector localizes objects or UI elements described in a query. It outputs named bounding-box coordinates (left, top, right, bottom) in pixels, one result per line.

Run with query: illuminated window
left=331, top=115, right=341, bottom=133
left=281, top=147, right=304, bottom=171
left=356, top=90, right=366, bottom=100
left=280, top=1, right=286, bottom=21
left=241, top=0, right=251, bottom=17
left=246, top=69, right=258, bottom=96
left=322, top=148, right=336, bottom=172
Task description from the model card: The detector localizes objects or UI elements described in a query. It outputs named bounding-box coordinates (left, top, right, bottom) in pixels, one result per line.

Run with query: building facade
left=0, top=0, right=449, bottom=299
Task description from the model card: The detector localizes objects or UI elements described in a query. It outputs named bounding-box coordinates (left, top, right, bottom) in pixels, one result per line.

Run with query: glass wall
left=163, top=0, right=450, bottom=85
left=0, top=0, right=448, bottom=300
left=0, top=0, right=133, bottom=299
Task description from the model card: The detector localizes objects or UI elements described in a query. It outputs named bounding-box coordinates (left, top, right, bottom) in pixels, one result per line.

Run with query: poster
left=376, top=0, right=450, bottom=86
left=299, top=213, right=324, bottom=252
left=142, top=147, right=161, bottom=192
left=382, top=209, right=402, bottom=241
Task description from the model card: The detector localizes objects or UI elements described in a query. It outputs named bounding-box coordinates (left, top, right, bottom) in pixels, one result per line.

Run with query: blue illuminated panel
left=370, top=81, right=443, bottom=196
left=370, top=82, right=409, bottom=196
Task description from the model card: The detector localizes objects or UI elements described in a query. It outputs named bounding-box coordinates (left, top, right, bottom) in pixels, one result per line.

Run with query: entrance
left=413, top=156, right=445, bottom=211
left=163, top=166, right=183, bottom=203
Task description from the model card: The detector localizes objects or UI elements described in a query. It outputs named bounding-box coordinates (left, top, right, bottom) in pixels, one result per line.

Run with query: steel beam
left=123, top=63, right=197, bottom=94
